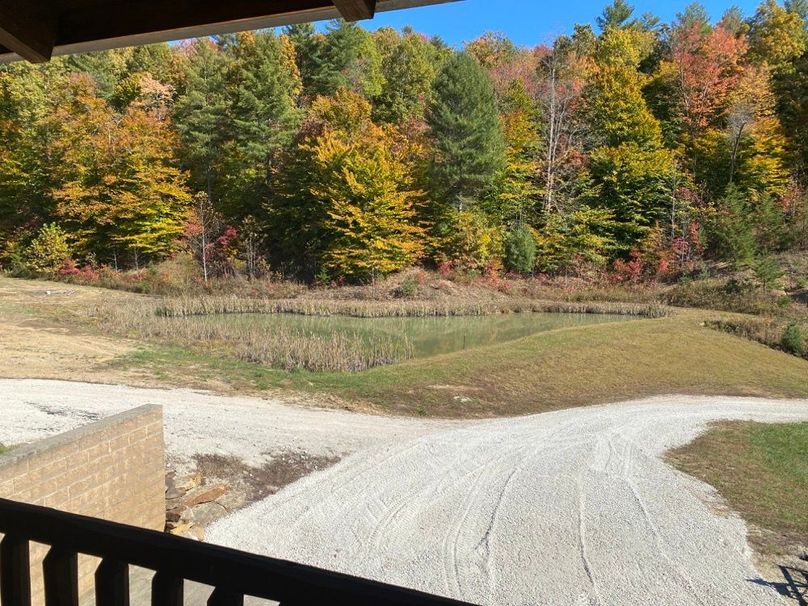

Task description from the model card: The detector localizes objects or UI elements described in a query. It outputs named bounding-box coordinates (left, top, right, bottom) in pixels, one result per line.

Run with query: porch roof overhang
left=0, top=0, right=455, bottom=64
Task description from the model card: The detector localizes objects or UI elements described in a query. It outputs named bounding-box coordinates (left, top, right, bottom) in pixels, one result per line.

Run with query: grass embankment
left=123, top=313, right=808, bottom=417
left=667, top=421, right=808, bottom=558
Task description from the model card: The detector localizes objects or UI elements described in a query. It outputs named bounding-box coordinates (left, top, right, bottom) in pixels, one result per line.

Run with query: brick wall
left=0, top=405, right=166, bottom=604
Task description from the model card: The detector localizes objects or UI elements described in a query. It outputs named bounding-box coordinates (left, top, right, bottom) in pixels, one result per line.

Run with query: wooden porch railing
left=0, top=498, right=477, bottom=606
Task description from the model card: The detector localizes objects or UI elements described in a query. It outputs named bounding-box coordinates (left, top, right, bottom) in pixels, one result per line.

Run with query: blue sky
left=354, top=0, right=762, bottom=47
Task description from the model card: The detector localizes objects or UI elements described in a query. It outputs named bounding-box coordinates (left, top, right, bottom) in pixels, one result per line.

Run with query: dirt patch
left=0, top=278, right=140, bottom=383
left=164, top=451, right=341, bottom=540
left=427, top=384, right=484, bottom=392
left=0, top=316, right=135, bottom=380
left=194, top=451, right=341, bottom=509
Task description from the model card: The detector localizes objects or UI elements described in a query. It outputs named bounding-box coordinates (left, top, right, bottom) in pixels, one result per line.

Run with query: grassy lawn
left=667, top=421, right=808, bottom=558
left=121, top=313, right=808, bottom=417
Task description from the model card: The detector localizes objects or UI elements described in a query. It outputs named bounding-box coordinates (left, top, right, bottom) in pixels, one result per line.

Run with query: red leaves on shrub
left=58, top=259, right=99, bottom=283
left=437, top=261, right=454, bottom=279
left=612, top=249, right=644, bottom=283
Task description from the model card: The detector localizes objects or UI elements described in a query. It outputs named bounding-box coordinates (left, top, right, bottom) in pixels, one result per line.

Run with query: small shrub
left=437, top=261, right=454, bottom=280
left=2, top=240, right=33, bottom=278
left=57, top=259, right=99, bottom=284
left=314, top=267, right=331, bottom=287
left=612, top=249, right=644, bottom=283
left=752, top=256, right=783, bottom=290
left=438, top=210, right=503, bottom=274
left=781, top=323, right=806, bottom=357
left=503, top=225, right=537, bottom=276
left=395, top=276, right=418, bottom=298
left=26, top=224, right=71, bottom=276
left=705, top=186, right=757, bottom=265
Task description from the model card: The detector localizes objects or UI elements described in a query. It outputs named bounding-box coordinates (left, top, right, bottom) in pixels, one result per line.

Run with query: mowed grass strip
left=667, top=421, right=808, bottom=555
left=123, top=315, right=808, bottom=417
left=325, top=316, right=808, bottom=416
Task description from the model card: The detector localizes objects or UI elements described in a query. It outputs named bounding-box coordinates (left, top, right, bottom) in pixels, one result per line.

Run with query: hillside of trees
left=1, top=0, right=807, bottom=284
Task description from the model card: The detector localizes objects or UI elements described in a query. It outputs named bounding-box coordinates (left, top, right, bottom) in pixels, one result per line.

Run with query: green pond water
left=197, top=312, right=631, bottom=359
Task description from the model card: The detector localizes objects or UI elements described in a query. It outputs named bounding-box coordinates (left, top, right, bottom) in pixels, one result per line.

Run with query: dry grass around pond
left=92, top=294, right=665, bottom=373
left=100, top=299, right=415, bottom=373
left=708, top=317, right=808, bottom=361
left=2, top=276, right=808, bottom=416
left=150, top=294, right=667, bottom=319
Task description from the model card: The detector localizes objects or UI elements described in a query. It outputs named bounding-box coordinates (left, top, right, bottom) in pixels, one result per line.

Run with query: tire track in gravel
left=209, top=396, right=808, bottom=606
left=617, top=435, right=709, bottom=606
left=467, top=421, right=583, bottom=597
left=577, top=452, right=603, bottom=604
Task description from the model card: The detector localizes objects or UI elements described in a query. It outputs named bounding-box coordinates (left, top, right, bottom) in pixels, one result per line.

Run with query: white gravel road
left=1, top=379, right=806, bottom=605
left=0, top=379, right=454, bottom=470
left=207, top=396, right=808, bottom=606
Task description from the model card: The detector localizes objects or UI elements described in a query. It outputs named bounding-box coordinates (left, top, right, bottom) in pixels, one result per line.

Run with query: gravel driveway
left=207, top=396, right=808, bottom=606
left=1, top=379, right=805, bottom=605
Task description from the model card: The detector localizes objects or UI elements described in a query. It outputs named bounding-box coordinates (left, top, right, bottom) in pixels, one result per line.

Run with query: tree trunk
left=545, top=60, right=557, bottom=213
left=729, top=124, right=746, bottom=186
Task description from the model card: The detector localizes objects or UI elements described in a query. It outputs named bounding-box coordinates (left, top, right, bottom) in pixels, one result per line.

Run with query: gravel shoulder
left=1, top=380, right=806, bottom=605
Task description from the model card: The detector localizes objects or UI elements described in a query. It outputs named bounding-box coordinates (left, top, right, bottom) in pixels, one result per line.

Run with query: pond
left=197, top=312, right=631, bottom=359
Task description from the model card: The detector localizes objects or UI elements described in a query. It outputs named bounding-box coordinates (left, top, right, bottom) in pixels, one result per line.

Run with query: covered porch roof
left=0, top=0, right=455, bottom=64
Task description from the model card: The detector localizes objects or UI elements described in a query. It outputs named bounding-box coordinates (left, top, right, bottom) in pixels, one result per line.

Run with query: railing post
left=43, top=547, right=79, bottom=606
left=95, top=559, right=129, bottom=606
left=208, top=587, right=244, bottom=606
left=151, top=571, right=183, bottom=606
left=0, top=534, right=32, bottom=606
left=0, top=498, right=479, bottom=606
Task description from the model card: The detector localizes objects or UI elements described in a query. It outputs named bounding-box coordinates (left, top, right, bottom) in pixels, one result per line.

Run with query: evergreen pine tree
left=174, top=39, right=230, bottom=205
left=220, top=31, right=302, bottom=217
left=597, top=0, right=636, bottom=30
left=285, top=23, right=327, bottom=101
left=299, top=21, right=384, bottom=99
left=426, top=52, right=505, bottom=210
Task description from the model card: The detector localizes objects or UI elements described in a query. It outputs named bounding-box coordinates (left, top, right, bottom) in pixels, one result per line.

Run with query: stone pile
left=165, top=471, right=229, bottom=541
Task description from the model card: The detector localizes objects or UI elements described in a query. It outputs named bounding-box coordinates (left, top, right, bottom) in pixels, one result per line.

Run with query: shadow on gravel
left=749, top=561, right=808, bottom=605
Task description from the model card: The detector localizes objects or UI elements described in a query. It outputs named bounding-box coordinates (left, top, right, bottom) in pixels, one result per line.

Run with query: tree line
left=1, top=0, right=807, bottom=283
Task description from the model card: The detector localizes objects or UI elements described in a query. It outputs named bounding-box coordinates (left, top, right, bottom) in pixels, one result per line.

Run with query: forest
left=1, top=0, right=807, bottom=285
